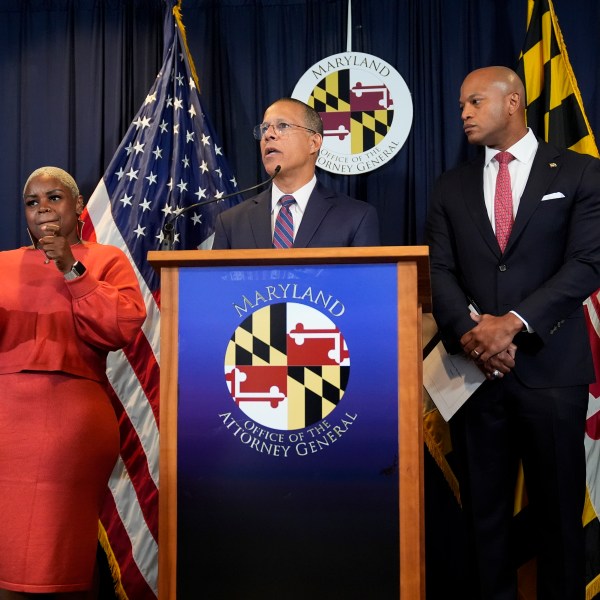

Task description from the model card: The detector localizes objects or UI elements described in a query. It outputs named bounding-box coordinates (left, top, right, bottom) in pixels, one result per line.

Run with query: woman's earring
left=26, top=228, right=37, bottom=248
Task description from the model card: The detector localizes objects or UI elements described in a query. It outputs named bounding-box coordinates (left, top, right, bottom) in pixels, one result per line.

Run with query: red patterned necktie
left=272, top=195, right=296, bottom=248
left=494, top=151, right=515, bottom=252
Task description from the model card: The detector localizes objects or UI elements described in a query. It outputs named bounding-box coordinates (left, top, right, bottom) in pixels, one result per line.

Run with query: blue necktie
left=272, top=195, right=295, bottom=248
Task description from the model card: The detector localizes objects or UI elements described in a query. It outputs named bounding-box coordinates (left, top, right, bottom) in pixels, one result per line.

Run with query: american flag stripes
left=82, top=1, right=240, bottom=597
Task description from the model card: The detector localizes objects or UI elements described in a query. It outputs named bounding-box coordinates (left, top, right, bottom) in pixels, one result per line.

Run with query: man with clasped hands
left=426, top=66, right=600, bottom=599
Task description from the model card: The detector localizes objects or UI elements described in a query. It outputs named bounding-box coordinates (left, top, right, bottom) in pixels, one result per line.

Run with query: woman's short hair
left=23, top=166, right=80, bottom=199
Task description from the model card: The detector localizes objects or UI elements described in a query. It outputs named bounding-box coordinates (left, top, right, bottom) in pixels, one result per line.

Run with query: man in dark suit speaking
left=426, top=66, right=600, bottom=599
left=212, top=97, right=379, bottom=249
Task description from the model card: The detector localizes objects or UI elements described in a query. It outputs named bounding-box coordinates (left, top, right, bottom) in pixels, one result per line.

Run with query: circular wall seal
left=292, top=51, right=413, bottom=175
left=224, top=302, right=350, bottom=431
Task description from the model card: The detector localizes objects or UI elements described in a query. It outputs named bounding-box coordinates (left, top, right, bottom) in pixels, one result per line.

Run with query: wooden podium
left=149, top=246, right=430, bottom=599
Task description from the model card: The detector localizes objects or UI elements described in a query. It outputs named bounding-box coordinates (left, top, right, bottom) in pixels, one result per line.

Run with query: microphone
left=161, top=165, right=281, bottom=250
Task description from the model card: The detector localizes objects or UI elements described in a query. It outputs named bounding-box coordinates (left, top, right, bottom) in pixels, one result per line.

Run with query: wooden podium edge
left=398, top=261, right=426, bottom=599
left=158, top=267, right=179, bottom=600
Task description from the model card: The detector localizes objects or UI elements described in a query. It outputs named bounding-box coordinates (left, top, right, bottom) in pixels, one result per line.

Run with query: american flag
left=81, top=1, right=240, bottom=597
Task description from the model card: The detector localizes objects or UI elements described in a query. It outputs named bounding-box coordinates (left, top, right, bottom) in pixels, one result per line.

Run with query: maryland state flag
left=516, top=0, right=600, bottom=597
left=516, top=0, right=598, bottom=156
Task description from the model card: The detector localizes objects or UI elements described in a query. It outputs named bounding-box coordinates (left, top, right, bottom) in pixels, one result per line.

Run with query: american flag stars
left=101, top=22, right=241, bottom=291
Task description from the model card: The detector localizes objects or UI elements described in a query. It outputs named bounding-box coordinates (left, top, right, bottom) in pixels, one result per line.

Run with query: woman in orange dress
left=0, top=167, right=146, bottom=599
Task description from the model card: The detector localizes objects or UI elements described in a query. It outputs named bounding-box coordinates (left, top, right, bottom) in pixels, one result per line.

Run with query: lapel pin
left=549, top=162, right=557, bottom=168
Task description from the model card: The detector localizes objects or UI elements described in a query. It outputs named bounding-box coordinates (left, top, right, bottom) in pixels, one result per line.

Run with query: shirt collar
left=484, top=128, right=539, bottom=167
left=271, top=175, right=317, bottom=213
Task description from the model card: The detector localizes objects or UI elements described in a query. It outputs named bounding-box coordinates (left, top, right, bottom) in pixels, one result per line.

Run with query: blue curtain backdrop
left=2, top=1, right=600, bottom=597
left=3, top=0, right=600, bottom=250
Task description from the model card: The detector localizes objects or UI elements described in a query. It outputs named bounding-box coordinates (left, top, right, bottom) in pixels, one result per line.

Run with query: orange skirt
left=0, top=372, right=119, bottom=593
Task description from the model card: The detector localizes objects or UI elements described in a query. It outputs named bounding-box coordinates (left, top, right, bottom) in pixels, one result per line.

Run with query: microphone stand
left=161, top=165, right=281, bottom=251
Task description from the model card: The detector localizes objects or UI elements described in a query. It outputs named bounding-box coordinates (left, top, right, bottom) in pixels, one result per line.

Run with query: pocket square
left=541, top=192, right=565, bottom=201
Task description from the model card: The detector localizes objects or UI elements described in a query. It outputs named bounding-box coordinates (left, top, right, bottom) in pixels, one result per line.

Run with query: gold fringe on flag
left=98, top=520, right=129, bottom=600
left=173, top=0, right=201, bottom=93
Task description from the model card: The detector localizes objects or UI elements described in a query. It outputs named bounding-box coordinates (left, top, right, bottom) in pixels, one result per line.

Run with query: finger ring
left=472, top=349, right=480, bottom=357
left=492, top=369, right=500, bottom=378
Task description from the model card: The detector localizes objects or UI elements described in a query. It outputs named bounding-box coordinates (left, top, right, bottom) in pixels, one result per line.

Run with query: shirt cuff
left=510, top=310, right=534, bottom=333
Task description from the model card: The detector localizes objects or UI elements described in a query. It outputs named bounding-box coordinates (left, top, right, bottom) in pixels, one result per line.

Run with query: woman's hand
left=37, top=223, right=76, bottom=273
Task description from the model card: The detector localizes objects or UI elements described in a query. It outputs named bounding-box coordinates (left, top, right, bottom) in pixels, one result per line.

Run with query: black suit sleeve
left=211, top=212, right=230, bottom=250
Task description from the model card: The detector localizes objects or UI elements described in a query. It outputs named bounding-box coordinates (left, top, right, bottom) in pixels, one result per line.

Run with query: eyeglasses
left=253, top=121, right=317, bottom=140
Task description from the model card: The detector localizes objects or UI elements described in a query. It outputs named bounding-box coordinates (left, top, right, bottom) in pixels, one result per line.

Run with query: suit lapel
left=293, top=182, right=333, bottom=248
left=461, top=156, right=501, bottom=256
left=246, top=190, right=273, bottom=247
left=505, top=141, right=561, bottom=252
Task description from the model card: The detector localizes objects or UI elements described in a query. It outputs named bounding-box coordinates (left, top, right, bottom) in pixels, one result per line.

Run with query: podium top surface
left=148, top=245, right=431, bottom=310
left=148, top=245, right=427, bottom=266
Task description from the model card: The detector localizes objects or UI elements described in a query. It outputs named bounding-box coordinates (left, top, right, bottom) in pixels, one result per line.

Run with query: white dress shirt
left=270, top=176, right=317, bottom=238
left=483, top=128, right=539, bottom=332
left=483, top=127, right=539, bottom=233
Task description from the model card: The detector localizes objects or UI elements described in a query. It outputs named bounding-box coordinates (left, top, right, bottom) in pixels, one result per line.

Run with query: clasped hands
left=460, top=312, right=524, bottom=380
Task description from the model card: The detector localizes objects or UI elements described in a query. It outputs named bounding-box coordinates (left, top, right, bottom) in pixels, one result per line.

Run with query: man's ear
left=310, top=133, right=323, bottom=155
left=508, top=91, right=522, bottom=115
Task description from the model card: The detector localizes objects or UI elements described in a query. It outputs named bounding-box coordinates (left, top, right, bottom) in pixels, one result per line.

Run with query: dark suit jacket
left=212, top=181, right=380, bottom=249
left=426, top=139, right=600, bottom=388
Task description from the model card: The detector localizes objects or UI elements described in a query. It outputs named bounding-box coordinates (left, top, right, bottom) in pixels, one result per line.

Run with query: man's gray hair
left=275, top=97, right=324, bottom=136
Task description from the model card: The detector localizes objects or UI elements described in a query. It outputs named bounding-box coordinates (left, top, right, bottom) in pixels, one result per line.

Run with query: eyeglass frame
left=253, top=121, right=319, bottom=140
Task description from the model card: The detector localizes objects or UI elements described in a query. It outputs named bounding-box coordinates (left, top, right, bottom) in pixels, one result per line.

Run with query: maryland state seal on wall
left=293, top=51, right=413, bottom=174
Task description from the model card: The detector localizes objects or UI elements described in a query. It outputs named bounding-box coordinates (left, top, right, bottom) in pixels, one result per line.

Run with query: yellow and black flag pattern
left=516, top=1, right=600, bottom=598
left=309, top=69, right=394, bottom=153
left=225, top=302, right=350, bottom=431
left=310, top=70, right=352, bottom=114
left=516, top=0, right=599, bottom=158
